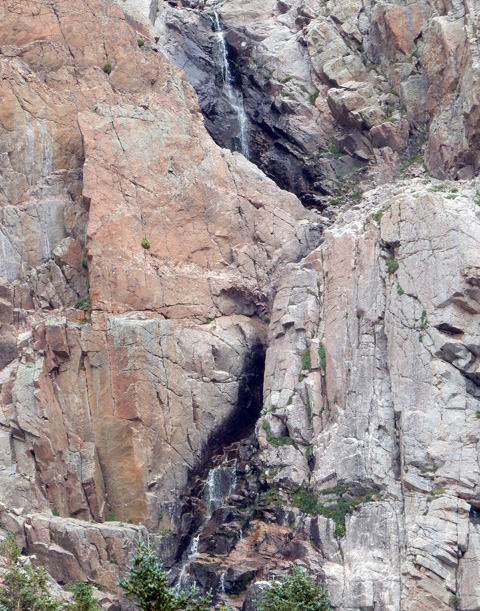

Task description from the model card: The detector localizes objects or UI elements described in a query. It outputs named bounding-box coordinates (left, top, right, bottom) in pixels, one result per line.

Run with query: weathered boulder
left=327, top=81, right=385, bottom=130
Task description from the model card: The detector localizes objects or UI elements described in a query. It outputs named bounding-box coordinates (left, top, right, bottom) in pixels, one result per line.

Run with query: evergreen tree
left=67, top=581, right=100, bottom=611
left=257, top=566, right=331, bottom=611
left=0, top=533, right=60, bottom=611
left=118, top=538, right=210, bottom=611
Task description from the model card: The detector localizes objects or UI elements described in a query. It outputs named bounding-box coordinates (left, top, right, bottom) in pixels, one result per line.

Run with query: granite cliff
left=1, top=0, right=480, bottom=610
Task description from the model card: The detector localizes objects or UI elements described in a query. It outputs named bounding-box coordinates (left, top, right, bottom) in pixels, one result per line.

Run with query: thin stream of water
left=211, top=12, right=249, bottom=158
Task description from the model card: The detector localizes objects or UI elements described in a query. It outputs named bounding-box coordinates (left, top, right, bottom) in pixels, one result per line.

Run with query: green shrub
left=385, top=258, right=399, bottom=274
left=291, top=488, right=319, bottom=514
left=318, top=344, right=326, bottom=372
left=265, top=488, right=283, bottom=506
left=118, top=537, right=210, bottom=611
left=141, top=237, right=151, bottom=249
left=137, top=39, right=145, bottom=47
left=301, top=346, right=312, bottom=372
left=419, top=310, right=428, bottom=330
left=103, top=63, right=112, bottom=74
left=52, top=508, right=60, bottom=517
left=262, top=421, right=294, bottom=447
left=257, top=566, right=331, bottom=611
left=291, top=486, right=376, bottom=534
left=105, top=511, right=117, bottom=522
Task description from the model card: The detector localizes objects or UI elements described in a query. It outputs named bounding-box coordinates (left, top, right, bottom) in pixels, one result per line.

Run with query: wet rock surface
left=153, top=0, right=480, bottom=204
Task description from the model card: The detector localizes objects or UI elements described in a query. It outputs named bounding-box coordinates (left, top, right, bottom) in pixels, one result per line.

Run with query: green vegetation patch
left=301, top=346, right=312, bottom=372
left=75, top=296, right=91, bottom=312
left=318, top=343, right=326, bottom=372
left=291, top=485, right=377, bottom=535
left=257, top=566, right=331, bottom=611
left=385, top=257, right=399, bottom=274
left=262, top=420, right=294, bottom=447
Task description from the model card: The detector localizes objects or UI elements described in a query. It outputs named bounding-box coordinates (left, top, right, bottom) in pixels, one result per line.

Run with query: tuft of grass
left=265, top=488, right=283, bottom=506
left=301, top=346, right=312, bottom=371
left=75, top=296, right=91, bottom=312
left=105, top=511, right=117, bottom=522
left=400, top=152, right=423, bottom=173
left=141, top=237, right=151, bottom=249
left=419, top=309, right=428, bottom=330
left=372, top=210, right=383, bottom=224
left=305, top=394, right=312, bottom=419
left=318, top=343, right=326, bottom=372
left=103, top=63, right=112, bottom=74
left=137, top=39, right=145, bottom=47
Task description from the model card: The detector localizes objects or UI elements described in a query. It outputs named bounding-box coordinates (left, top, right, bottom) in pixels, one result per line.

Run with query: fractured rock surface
left=257, top=182, right=480, bottom=610
left=2, top=0, right=480, bottom=610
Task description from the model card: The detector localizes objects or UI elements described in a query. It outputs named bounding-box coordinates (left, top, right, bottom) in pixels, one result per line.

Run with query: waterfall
left=204, top=459, right=237, bottom=517
left=219, top=572, right=226, bottom=593
left=176, top=534, right=200, bottom=591
left=211, top=13, right=250, bottom=159
left=176, top=459, right=238, bottom=591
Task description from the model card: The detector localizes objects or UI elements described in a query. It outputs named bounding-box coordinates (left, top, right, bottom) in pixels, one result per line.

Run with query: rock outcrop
left=255, top=180, right=480, bottom=610
left=0, top=0, right=318, bottom=586
left=2, top=0, right=480, bottom=610
left=153, top=0, right=480, bottom=204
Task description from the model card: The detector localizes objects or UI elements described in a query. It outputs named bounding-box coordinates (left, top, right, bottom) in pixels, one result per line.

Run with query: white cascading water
left=176, top=460, right=237, bottom=590
left=204, top=459, right=237, bottom=517
left=219, top=572, right=226, bottom=593
left=211, top=13, right=250, bottom=159
left=176, top=534, right=200, bottom=591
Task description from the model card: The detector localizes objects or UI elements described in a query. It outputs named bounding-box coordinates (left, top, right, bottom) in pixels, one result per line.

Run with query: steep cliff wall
left=256, top=182, right=480, bottom=610
left=154, top=0, right=480, bottom=203
left=1, top=0, right=480, bottom=610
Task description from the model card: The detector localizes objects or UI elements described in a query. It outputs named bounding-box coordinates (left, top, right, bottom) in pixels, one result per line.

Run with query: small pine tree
left=68, top=581, right=100, bottom=611
left=0, top=533, right=60, bottom=611
left=257, top=566, right=331, bottom=611
left=118, top=537, right=210, bottom=611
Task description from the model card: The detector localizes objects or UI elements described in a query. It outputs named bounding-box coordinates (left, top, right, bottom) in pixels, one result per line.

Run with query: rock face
left=255, top=181, right=480, bottom=610
left=2, top=0, right=480, bottom=610
left=0, top=0, right=318, bottom=588
left=153, top=0, right=480, bottom=204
